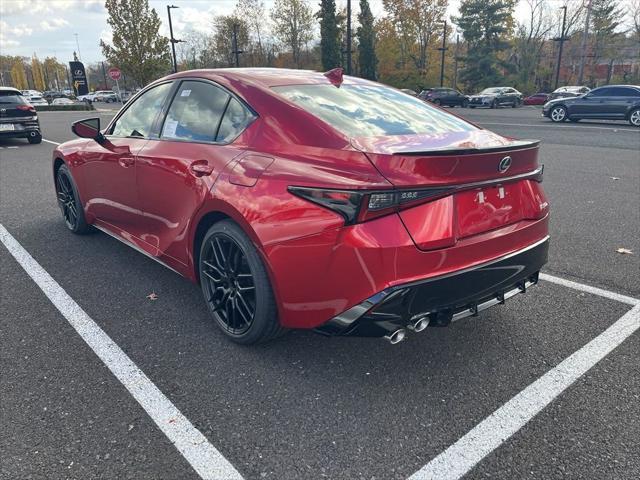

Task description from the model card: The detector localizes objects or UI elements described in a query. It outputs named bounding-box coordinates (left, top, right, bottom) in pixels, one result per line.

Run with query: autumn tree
left=100, top=0, right=171, bottom=87
left=31, top=55, right=46, bottom=91
left=357, top=0, right=377, bottom=80
left=10, top=59, right=28, bottom=90
left=213, top=15, right=250, bottom=67
left=270, top=0, right=314, bottom=67
left=455, top=0, right=516, bottom=90
left=318, top=0, right=341, bottom=70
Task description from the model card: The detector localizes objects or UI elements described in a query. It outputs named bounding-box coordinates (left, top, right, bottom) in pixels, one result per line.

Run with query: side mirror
left=72, top=117, right=104, bottom=143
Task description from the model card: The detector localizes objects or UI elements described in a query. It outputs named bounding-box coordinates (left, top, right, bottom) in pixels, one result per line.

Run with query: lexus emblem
left=498, top=156, right=512, bottom=173
left=74, top=69, right=83, bottom=76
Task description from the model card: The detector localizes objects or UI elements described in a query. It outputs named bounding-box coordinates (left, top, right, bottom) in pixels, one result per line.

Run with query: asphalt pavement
left=1, top=104, right=639, bottom=480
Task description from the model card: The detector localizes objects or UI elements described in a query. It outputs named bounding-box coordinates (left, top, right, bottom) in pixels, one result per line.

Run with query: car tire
left=461, top=99, right=469, bottom=108
left=629, top=108, right=640, bottom=127
left=550, top=105, right=567, bottom=122
left=28, top=132, right=42, bottom=144
left=469, top=105, right=476, bottom=109
left=56, top=164, right=89, bottom=234
left=490, top=100, right=498, bottom=109
left=433, top=99, right=441, bottom=106
left=199, top=220, right=284, bottom=345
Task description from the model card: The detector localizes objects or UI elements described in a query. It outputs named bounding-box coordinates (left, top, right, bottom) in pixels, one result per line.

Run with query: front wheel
left=490, top=100, right=498, bottom=109
left=433, top=99, right=441, bottom=106
left=56, top=164, right=89, bottom=234
left=461, top=99, right=469, bottom=108
left=199, top=220, right=284, bottom=344
left=629, top=108, right=640, bottom=127
left=550, top=105, right=567, bottom=122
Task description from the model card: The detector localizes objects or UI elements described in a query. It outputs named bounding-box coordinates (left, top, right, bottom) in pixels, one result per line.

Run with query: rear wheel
left=490, top=100, right=498, bottom=109
left=629, top=108, right=640, bottom=127
left=550, top=105, right=567, bottom=122
left=56, top=164, right=89, bottom=234
left=433, top=99, right=441, bottom=106
left=461, top=99, right=469, bottom=108
left=199, top=220, right=283, bottom=344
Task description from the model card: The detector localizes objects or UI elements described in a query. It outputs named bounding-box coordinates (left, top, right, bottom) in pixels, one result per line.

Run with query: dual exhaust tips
left=384, top=317, right=430, bottom=344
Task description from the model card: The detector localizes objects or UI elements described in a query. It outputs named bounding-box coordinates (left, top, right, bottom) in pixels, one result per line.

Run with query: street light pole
left=232, top=23, right=243, bottom=67
left=438, top=20, right=448, bottom=87
left=74, top=33, right=82, bottom=61
left=577, top=0, right=593, bottom=85
left=167, top=5, right=180, bottom=73
left=554, top=6, right=568, bottom=90
left=346, top=0, right=352, bottom=75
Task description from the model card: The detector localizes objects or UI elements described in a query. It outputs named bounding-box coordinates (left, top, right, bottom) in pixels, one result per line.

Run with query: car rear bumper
left=315, top=236, right=548, bottom=337
left=0, top=117, right=40, bottom=139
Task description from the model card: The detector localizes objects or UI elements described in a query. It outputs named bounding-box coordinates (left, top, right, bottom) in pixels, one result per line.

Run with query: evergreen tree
left=590, top=0, right=624, bottom=62
left=455, top=0, right=516, bottom=90
left=100, top=0, right=171, bottom=87
left=357, top=0, right=377, bottom=80
left=318, top=0, right=342, bottom=70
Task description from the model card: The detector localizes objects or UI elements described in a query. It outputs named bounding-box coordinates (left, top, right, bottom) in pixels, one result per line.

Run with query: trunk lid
left=351, top=129, right=547, bottom=250
left=351, top=129, right=540, bottom=187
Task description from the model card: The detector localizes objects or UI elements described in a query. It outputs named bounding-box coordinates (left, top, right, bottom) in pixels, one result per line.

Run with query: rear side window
left=111, top=82, right=172, bottom=138
left=589, top=88, right=612, bottom=97
left=161, top=81, right=229, bottom=143
left=610, top=87, right=639, bottom=97
left=274, top=84, right=476, bottom=137
left=216, top=97, right=255, bottom=143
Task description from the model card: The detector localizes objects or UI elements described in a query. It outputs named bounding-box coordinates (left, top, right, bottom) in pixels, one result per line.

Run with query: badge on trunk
left=498, top=156, right=512, bottom=173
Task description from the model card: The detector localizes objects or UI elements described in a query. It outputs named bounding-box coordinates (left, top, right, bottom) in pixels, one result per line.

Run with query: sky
left=0, top=0, right=634, bottom=65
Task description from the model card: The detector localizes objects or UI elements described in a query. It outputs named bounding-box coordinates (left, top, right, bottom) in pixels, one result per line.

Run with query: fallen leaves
left=146, top=292, right=158, bottom=300
left=616, top=248, right=633, bottom=255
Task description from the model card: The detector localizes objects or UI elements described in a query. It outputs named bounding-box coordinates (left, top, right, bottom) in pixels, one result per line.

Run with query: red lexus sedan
left=52, top=68, right=549, bottom=345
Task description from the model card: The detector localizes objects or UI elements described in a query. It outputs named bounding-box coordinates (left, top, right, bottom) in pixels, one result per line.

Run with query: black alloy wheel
left=462, top=99, right=469, bottom=108
left=56, top=165, right=89, bottom=234
left=199, top=220, right=283, bottom=344
left=490, top=99, right=498, bottom=109
left=433, top=98, right=441, bottom=106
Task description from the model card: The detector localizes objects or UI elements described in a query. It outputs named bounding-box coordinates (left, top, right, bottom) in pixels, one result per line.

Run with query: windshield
left=480, top=88, right=502, bottom=94
left=273, top=84, right=476, bottom=138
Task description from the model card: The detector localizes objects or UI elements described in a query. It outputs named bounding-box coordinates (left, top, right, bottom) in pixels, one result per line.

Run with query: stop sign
left=108, top=67, right=121, bottom=81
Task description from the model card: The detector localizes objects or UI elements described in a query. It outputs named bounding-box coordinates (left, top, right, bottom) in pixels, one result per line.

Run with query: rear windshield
left=0, top=91, right=27, bottom=104
left=273, top=84, right=476, bottom=137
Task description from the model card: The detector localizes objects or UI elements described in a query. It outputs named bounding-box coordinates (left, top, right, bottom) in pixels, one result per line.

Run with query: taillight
left=17, top=105, right=36, bottom=113
left=288, top=186, right=453, bottom=225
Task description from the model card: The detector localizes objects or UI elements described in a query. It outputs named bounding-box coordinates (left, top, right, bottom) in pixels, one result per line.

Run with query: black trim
left=315, top=237, right=549, bottom=337
left=393, top=139, right=540, bottom=156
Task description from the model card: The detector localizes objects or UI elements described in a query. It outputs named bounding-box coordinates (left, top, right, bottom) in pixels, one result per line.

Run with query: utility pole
left=453, top=34, right=460, bottom=89
left=554, top=6, right=568, bottom=90
left=101, top=61, right=108, bottom=89
left=346, top=0, right=352, bottom=75
left=438, top=20, right=448, bottom=87
left=577, top=0, right=593, bottom=85
left=231, top=23, right=243, bottom=67
left=167, top=5, right=182, bottom=73
left=74, top=33, right=82, bottom=61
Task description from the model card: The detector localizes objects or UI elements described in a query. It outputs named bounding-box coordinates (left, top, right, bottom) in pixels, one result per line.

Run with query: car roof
left=166, top=68, right=376, bottom=88
left=0, top=87, right=22, bottom=93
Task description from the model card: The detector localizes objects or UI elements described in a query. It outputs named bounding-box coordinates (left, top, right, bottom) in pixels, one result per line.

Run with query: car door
left=135, top=80, right=257, bottom=265
left=573, top=87, right=613, bottom=118
left=607, top=87, right=637, bottom=118
left=80, top=81, right=173, bottom=235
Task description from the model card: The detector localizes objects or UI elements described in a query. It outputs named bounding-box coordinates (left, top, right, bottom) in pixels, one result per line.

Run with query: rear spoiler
left=392, top=139, right=540, bottom=156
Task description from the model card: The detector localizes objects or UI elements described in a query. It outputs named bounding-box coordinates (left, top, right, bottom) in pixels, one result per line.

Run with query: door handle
left=118, top=157, right=134, bottom=168
left=189, top=160, right=214, bottom=177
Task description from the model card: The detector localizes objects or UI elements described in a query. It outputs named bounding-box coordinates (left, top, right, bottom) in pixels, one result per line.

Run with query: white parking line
left=0, top=224, right=244, bottom=480
left=479, top=121, right=639, bottom=133
left=541, top=273, right=639, bottom=306
left=408, top=291, right=639, bottom=480
left=42, top=138, right=61, bottom=146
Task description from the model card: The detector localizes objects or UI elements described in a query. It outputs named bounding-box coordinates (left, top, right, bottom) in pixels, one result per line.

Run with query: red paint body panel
left=53, top=68, right=550, bottom=332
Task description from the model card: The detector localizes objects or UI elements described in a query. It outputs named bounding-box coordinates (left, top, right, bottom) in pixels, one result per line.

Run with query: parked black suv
left=542, top=85, right=640, bottom=127
left=0, top=87, right=42, bottom=144
left=418, top=88, right=469, bottom=107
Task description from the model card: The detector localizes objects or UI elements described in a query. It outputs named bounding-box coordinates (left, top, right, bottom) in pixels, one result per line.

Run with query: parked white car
left=22, top=89, right=43, bottom=97
left=51, top=98, right=78, bottom=105
left=26, top=95, right=48, bottom=106
left=77, top=92, right=97, bottom=103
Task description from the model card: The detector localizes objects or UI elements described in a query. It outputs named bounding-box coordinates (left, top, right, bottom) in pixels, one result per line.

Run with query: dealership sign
left=69, top=61, right=89, bottom=96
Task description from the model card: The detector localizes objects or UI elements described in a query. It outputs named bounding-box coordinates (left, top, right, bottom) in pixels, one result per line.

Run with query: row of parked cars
left=411, top=84, right=640, bottom=127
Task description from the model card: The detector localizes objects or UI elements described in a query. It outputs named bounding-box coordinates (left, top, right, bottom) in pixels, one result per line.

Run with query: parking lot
left=1, top=106, right=639, bottom=479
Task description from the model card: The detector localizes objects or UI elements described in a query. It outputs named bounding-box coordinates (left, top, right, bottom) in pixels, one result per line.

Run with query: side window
left=216, top=97, right=255, bottom=143
left=111, top=83, right=172, bottom=138
left=161, top=81, right=229, bottom=143
left=611, top=87, right=639, bottom=97
left=590, top=88, right=612, bottom=97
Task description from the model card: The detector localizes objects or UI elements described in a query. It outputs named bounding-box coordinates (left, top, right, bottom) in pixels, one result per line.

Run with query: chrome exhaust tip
left=407, top=317, right=430, bottom=333
left=384, top=329, right=407, bottom=345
